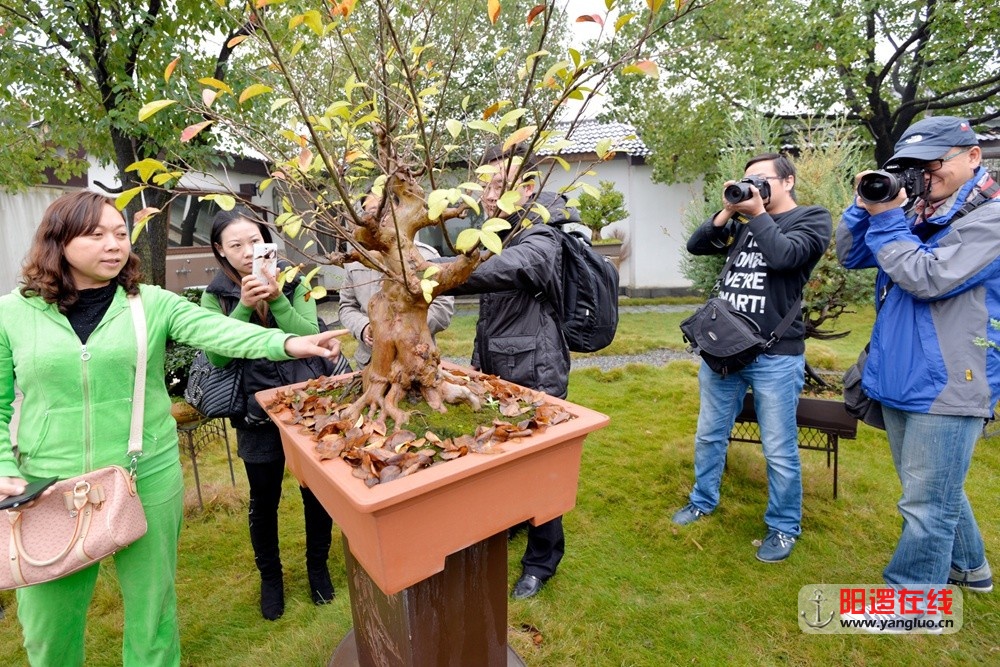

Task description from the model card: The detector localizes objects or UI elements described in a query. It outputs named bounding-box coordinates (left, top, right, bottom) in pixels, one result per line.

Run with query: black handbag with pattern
left=184, top=351, right=246, bottom=419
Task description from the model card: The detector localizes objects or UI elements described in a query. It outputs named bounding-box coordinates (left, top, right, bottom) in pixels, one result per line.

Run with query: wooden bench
left=728, top=394, right=858, bottom=498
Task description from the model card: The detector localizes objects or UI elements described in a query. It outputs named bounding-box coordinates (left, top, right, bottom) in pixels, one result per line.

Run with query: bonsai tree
left=578, top=180, right=628, bottom=242
left=132, top=0, right=702, bottom=426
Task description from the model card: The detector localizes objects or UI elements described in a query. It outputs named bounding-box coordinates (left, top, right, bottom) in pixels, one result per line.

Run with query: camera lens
left=857, top=171, right=901, bottom=204
left=724, top=183, right=752, bottom=204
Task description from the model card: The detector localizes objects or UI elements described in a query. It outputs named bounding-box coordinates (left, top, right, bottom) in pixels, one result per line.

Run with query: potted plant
left=257, top=365, right=609, bottom=664
left=578, top=180, right=629, bottom=245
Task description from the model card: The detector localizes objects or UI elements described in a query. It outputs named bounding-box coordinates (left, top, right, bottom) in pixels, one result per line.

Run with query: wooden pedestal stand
left=258, top=367, right=609, bottom=667
left=330, top=532, right=523, bottom=666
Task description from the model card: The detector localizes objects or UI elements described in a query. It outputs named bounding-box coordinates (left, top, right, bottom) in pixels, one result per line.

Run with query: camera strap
left=710, top=222, right=752, bottom=295
left=710, top=216, right=801, bottom=348
left=955, top=176, right=1000, bottom=219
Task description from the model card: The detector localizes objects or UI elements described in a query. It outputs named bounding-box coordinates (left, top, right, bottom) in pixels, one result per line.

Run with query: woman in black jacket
left=202, top=208, right=351, bottom=619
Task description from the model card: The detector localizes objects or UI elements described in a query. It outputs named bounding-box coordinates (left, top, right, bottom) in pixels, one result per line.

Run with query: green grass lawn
left=2, top=307, right=998, bottom=665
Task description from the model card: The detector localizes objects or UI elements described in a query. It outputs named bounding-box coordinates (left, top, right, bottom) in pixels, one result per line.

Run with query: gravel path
left=569, top=347, right=697, bottom=371
left=445, top=303, right=701, bottom=371
left=440, top=347, right=697, bottom=372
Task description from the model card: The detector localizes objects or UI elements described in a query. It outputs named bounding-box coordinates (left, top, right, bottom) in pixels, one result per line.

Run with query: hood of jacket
left=519, top=190, right=581, bottom=227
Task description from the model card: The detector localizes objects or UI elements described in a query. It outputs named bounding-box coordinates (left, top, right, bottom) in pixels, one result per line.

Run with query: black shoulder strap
left=710, top=221, right=752, bottom=295
left=765, top=296, right=802, bottom=349
left=954, top=178, right=1000, bottom=220
left=710, top=218, right=800, bottom=348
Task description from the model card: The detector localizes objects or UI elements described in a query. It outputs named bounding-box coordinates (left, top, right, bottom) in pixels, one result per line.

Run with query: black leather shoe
left=511, top=573, right=545, bottom=600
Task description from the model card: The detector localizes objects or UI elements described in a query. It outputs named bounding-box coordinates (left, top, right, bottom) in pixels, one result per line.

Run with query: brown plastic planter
left=256, top=364, right=609, bottom=666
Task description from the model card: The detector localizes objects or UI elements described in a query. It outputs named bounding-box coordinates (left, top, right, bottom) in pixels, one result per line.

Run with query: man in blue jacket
left=837, top=116, right=1000, bottom=593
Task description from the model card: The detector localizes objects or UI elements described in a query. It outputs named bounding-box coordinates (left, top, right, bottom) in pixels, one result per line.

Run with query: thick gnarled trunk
left=337, top=175, right=480, bottom=426
left=348, top=281, right=440, bottom=424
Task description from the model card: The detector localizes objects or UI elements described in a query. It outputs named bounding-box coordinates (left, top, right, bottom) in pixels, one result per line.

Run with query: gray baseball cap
left=886, top=116, right=978, bottom=166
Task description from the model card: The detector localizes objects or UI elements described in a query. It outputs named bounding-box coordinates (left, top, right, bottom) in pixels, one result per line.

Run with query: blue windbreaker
left=837, top=167, right=1000, bottom=418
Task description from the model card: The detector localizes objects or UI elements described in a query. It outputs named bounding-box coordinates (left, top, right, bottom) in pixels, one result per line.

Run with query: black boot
left=302, top=486, right=334, bottom=604
left=259, top=574, right=285, bottom=621
left=247, top=462, right=285, bottom=620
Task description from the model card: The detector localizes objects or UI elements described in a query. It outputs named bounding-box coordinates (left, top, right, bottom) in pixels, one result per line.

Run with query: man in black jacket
left=449, top=146, right=577, bottom=598
left=671, top=153, right=832, bottom=563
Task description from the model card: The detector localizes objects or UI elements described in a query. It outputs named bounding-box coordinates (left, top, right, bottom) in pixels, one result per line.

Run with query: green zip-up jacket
left=0, top=284, right=294, bottom=482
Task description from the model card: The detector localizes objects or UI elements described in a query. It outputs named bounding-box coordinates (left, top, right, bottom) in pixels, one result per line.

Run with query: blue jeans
left=881, top=406, right=986, bottom=586
left=687, top=354, right=805, bottom=537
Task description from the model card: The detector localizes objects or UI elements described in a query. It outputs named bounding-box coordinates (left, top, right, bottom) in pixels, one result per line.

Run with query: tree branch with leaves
left=607, top=0, right=1000, bottom=184
left=130, top=0, right=703, bottom=426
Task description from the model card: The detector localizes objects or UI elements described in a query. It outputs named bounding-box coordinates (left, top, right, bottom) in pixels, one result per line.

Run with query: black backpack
left=552, top=228, right=620, bottom=353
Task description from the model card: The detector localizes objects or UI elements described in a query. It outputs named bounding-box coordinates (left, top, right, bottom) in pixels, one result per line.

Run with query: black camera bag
left=680, top=224, right=800, bottom=376
left=842, top=343, right=885, bottom=429
left=680, top=298, right=770, bottom=375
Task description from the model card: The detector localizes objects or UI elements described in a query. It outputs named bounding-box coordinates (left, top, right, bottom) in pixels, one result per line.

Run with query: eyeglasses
left=922, top=146, right=973, bottom=172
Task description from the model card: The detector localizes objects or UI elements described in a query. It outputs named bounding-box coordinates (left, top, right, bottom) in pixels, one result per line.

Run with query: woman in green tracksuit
left=0, top=191, right=343, bottom=667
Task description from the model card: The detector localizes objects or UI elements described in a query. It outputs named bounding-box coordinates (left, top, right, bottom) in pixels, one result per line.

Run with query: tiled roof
left=545, top=119, right=651, bottom=157
left=213, top=126, right=268, bottom=162
left=977, top=127, right=1000, bottom=143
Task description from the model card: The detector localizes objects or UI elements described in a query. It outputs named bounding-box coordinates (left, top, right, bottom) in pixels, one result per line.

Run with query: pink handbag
left=0, top=295, right=150, bottom=590
left=1, top=466, right=148, bottom=589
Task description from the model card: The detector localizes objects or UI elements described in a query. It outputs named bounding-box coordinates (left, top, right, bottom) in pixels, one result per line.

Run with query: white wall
left=3, top=155, right=697, bottom=296
left=543, top=156, right=701, bottom=294
left=0, top=186, right=72, bottom=293
left=0, top=157, right=344, bottom=294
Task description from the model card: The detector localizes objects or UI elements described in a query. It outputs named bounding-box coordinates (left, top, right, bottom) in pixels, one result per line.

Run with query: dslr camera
left=857, top=165, right=926, bottom=204
left=724, top=176, right=771, bottom=204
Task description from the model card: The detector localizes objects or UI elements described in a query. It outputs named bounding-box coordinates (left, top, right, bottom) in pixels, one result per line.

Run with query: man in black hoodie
left=671, top=153, right=832, bottom=564
left=449, top=145, right=577, bottom=598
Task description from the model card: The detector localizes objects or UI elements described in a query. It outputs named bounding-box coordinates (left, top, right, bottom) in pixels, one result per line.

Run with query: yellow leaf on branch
left=125, top=158, right=166, bottom=182
left=503, top=125, right=537, bottom=151
left=180, top=120, right=213, bottom=143
left=163, top=57, right=180, bottom=83
left=115, top=186, right=146, bottom=211
left=622, top=60, right=660, bottom=79
left=480, top=230, right=503, bottom=255
left=198, top=77, right=234, bottom=95
left=137, top=99, right=175, bottom=122
left=455, top=228, right=482, bottom=253
left=239, top=84, right=274, bottom=105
